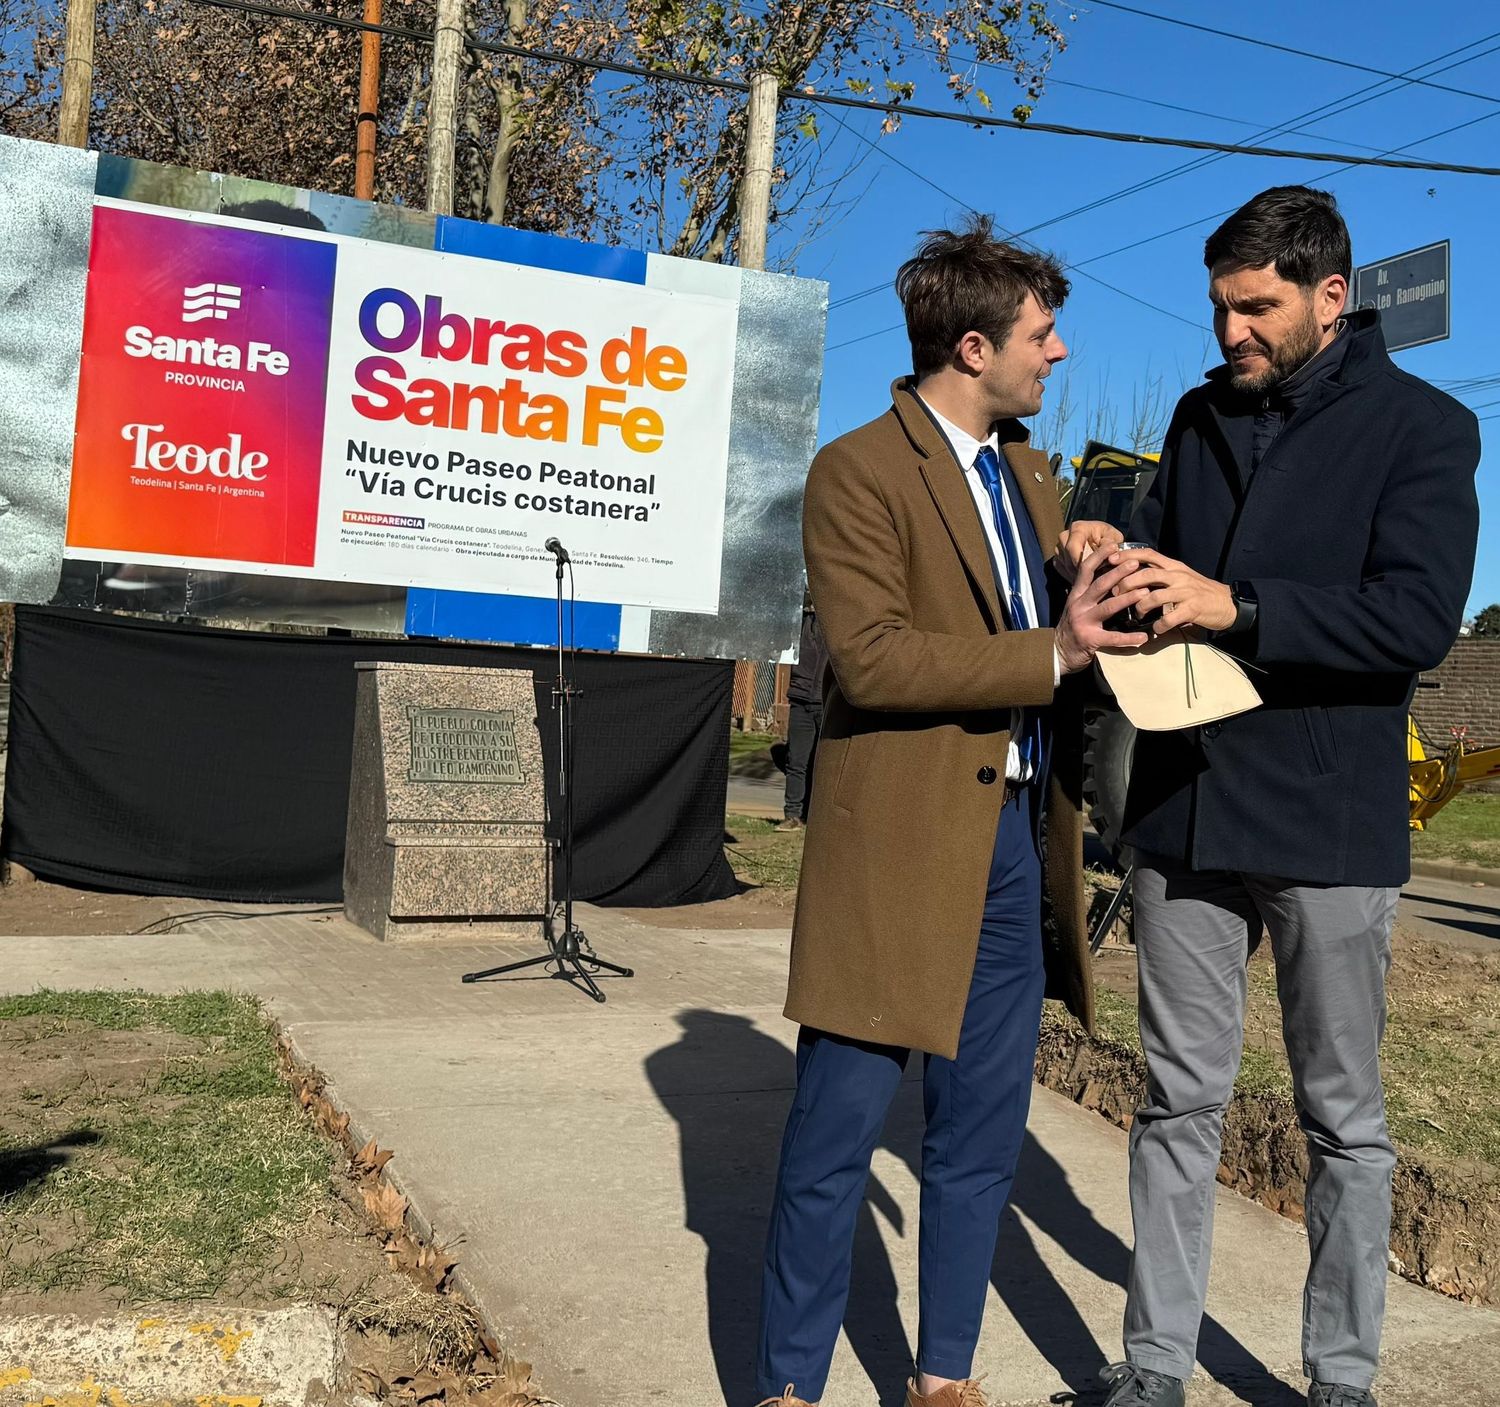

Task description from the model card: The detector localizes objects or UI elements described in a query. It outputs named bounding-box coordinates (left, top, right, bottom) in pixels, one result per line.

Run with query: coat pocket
left=832, top=730, right=879, bottom=813
left=1295, top=707, right=1340, bottom=777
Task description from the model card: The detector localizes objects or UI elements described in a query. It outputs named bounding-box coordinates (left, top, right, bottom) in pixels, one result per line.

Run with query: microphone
left=544, top=536, right=570, bottom=564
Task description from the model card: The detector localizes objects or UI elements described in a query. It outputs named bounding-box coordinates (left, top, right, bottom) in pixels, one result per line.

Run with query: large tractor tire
left=1083, top=707, right=1137, bottom=870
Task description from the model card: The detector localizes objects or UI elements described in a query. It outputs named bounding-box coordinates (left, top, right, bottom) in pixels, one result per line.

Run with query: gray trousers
left=1125, top=853, right=1399, bottom=1390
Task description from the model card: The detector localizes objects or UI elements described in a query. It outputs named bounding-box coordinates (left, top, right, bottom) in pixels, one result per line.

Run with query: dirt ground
left=0, top=877, right=199, bottom=937
left=618, top=882, right=796, bottom=929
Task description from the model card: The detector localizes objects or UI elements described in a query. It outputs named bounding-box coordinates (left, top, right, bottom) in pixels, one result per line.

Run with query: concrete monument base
left=344, top=662, right=551, bottom=943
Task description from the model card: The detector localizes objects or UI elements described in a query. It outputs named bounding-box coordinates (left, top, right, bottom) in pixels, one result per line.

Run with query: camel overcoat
left=783, top=379, right=1093, bottom=1060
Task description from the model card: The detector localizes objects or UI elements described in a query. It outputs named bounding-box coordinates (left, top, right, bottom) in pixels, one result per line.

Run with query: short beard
left=1227, top=304, right=1324, bottom=394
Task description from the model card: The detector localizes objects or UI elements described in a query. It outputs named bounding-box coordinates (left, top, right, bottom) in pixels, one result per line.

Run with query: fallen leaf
left=363, top=1182, right=408, bottom=1232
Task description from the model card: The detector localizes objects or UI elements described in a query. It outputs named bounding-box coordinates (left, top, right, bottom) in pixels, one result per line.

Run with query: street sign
left=1354, top=240, right=1450, bottom=353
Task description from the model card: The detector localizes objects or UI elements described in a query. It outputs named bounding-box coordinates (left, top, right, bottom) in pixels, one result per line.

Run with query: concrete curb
left=270, top=1024, right=520, bottom=1371
left=0, top=1308, right=339, bottom=1407
left=1410, top=857, right=1500, bottom=886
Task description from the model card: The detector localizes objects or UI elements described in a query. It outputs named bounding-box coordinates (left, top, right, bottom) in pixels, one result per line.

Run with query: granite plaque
left=344, top=663, right=549, bottom=942
left=407, top=707, right=523, bottom=784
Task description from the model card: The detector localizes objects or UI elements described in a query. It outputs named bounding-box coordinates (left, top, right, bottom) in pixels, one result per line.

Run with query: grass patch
left=1410, top=791, right=1500, bottom=868
left=0, top=988, right=335, bottom=1301
left=729, top=730, right=776, bottom=761
left=1076, top=935, right=1500, bottom=1170
left=725, top=812, right=804, bottom=890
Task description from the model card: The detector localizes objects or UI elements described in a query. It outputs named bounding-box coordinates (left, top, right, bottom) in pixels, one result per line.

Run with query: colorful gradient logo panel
left=67, top=205, right=337, bottom=567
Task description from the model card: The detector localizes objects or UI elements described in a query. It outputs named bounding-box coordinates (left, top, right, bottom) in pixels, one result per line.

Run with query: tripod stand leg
left=1088, top=864, right=1135, bottom=955
left=564, top=957, right=608, bottom=1002
left=462, top=952, right=557, bottom=983
left=581, top=956, right=635, bottom=977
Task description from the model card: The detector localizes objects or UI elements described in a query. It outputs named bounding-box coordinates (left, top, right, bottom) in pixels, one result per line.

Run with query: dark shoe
left=775, top=816, right=806, bottom=831
left=1309, top=1385, right=1376, bottom=1407
left=1100, top=1362, right=1186, bottom=1406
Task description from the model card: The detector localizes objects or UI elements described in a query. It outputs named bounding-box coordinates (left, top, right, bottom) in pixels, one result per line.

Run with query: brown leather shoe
left=905, top=1377, right=990, bottom=1407
left=755, top=1387, right=816, bottom=1407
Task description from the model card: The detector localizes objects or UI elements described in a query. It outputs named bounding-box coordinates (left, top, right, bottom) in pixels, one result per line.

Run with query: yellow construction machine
left=1409, top=718, right=1500, bottom=829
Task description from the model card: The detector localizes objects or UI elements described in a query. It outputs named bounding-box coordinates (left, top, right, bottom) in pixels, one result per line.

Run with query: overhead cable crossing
left=183, top=0, right=1500, bottom=178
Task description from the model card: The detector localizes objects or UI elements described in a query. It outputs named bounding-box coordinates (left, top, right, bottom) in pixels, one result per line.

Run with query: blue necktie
left=974, top=444, right=1042, bottom=777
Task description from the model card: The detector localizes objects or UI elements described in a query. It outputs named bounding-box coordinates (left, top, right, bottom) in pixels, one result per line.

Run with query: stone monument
left=343, top=663, right=550, bottom=941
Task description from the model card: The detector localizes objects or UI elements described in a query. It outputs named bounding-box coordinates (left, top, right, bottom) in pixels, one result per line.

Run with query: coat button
left=1202, top=723, right=1221, bottom=739
left=977, top=766, right=997, bottom=784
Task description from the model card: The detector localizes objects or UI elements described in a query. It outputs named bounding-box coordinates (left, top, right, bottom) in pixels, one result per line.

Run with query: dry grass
left=1064, top=929, right=1500, bottom=1170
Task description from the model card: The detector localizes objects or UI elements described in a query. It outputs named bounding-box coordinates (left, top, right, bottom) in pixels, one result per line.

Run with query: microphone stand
left=462, top=543, right=634, bottom=1002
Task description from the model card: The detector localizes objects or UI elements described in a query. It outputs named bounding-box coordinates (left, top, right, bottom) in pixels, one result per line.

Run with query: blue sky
left=775, top=0, right=1500, bottom=616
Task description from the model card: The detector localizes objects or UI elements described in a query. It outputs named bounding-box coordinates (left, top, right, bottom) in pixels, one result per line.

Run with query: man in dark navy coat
left=1061, top=186, right=1480, bottom=1407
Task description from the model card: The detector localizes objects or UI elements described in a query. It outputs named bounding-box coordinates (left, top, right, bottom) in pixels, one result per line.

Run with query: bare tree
left=3, top=0, right=1071, bottom=260
left=612, top=0, right=1070, bottom=263
left=0, top=0, right=58, bottom=137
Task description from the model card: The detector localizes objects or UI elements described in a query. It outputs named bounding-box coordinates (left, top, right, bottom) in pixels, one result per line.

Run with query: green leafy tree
left=1471, top=603, right=1500, bottom=638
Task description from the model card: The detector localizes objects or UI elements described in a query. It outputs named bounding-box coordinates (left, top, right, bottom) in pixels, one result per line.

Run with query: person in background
left=778, top=592, right=828, bottom=831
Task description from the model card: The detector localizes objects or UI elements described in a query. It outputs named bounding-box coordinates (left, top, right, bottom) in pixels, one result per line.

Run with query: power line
left=1006, top=32, right=1500, bottom=243
left=1046, top=76, right=1393, bottom=156
left=183, top=0, right=1500, bottom=177
left=827, top=28, right=1500, bottom=312
left=1085, top=0, right=1500, bottom=107
left=819, top=110, right=1208, bottom=353
left=1072, top=104, right=1500, bottom=271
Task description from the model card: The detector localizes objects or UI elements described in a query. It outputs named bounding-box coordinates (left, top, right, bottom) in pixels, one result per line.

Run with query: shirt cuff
left=1053, top=641, right=1062, bottom=688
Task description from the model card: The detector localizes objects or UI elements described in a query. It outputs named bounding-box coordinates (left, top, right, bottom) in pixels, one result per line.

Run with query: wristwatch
left=1221, top=579, right=1259, bottom=636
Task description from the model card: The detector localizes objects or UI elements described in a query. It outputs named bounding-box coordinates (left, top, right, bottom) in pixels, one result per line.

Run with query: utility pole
left=426, top=0, right=466, bottom=215
left=58, top=0, right=97, bottom=149
left=737, top=72, right=777, bottom=270
left=355, top=0, right=383, bottom=200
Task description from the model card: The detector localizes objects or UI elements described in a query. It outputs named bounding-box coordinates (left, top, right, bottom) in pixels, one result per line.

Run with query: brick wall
left=1412, top=639, right=1500, bottom=760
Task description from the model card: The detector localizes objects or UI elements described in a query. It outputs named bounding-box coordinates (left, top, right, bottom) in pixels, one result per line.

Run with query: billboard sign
left=65, top=201, right=738, bottom=614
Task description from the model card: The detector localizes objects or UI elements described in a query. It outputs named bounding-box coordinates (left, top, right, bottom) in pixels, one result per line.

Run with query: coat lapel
left=892, top=381, right=1005, bottom=629
left=917, top=453, right=1004, bottom=629
left=1002, top=437, right=1064, bottom=565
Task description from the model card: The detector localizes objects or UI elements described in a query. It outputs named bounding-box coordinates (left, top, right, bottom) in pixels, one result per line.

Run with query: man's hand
left=1111, top=547, right=1235, bottom=635
left=1055, top=548, right=1149, bottom=674
left=1054, top=520, right=1125, bottom=583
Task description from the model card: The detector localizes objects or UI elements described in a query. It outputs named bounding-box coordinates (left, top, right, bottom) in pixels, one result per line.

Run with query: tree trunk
left=58, top=0, right=96, bottom=148
left=483, top=0, right=526, bottom=224
left=426, top=0, right=465, bottom=214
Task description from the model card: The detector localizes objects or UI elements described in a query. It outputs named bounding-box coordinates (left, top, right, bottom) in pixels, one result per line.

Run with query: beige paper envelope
left=1095, top=630, right=1262, bottom=732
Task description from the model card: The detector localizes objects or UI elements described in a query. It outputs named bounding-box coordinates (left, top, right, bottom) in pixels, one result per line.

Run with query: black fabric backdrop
left=1, top=606, right=737, bottom=906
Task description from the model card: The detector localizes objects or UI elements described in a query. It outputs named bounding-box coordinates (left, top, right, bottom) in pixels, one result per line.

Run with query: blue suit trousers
left=756, top=789, right=1046, bottom=1400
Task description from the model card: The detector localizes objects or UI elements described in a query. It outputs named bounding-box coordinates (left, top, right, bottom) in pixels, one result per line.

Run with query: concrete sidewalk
left=3, top=908, right=1498, bottom=1407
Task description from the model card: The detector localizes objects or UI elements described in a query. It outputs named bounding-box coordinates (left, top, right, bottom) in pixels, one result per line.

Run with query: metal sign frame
left=1354, top=239, right=1450, bottom=353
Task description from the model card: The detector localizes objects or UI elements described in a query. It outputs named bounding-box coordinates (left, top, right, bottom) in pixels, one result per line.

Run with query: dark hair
left=1203, top=185, right=1351, bottom=287
left=895, top=215, right=1070, bottom=377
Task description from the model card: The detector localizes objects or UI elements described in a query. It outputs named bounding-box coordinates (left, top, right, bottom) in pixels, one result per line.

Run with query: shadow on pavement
left=647, top=1010, right=1298, bottom=1406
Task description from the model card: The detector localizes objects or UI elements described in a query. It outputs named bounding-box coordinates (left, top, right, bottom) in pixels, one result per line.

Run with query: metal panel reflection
left=0, top=136, right=95, bottom=604
left=648, top=267, right=827, bottom=661
left=187, top=574, right=408, bottom=633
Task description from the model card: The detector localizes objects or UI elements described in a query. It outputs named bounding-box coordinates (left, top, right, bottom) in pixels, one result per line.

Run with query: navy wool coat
left=1123, top=309, right=1481, bottom=886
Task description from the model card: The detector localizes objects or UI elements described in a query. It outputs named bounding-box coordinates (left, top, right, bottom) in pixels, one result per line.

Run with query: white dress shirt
left=921, top=398, right=1057, bottom=783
